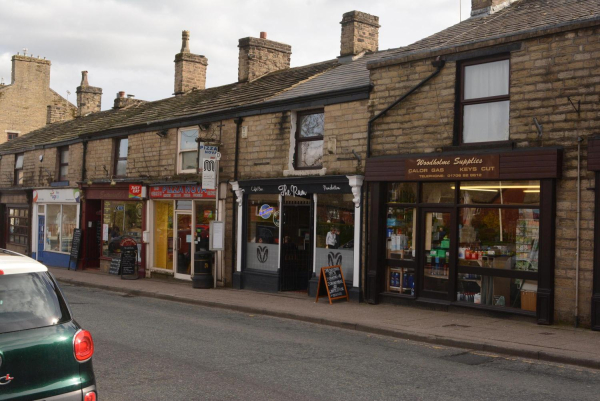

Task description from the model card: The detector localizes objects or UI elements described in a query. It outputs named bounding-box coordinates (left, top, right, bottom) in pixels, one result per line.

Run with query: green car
left=0, top=249, right=97, bottom=401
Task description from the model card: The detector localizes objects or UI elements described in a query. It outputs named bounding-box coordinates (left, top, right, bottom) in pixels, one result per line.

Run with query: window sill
left=283, top=168, right=327, bottom=177
left=441, top=140, right=514, bottom=152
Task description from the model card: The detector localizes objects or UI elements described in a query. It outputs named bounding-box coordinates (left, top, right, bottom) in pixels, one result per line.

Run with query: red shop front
left=80, top=182, right=147, bottom=278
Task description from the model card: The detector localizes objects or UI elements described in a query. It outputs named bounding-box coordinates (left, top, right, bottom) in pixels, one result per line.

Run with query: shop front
left=31, top=188, right=81, bottom=268
left=81, top=182, right=146, bottom=276
left=230, top=175, right=363, bottom=301
left=0, top=189, right=32, bottom=256
left=365, top=148, right=561, bottom=324
left=147, top=184, right=217, bottom=281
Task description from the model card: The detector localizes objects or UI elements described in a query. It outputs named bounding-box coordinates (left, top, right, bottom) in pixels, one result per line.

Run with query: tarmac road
left=62, top=284, right=600, bottom=401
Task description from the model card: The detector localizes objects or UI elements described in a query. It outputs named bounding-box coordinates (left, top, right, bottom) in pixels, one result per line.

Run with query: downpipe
left=575, top=136, right=583, bottom=327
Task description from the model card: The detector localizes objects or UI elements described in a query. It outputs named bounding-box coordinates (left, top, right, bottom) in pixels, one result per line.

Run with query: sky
left=0, top=0, right=473, bottom=110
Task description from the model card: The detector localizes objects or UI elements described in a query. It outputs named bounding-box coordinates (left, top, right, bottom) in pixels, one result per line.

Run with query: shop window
left=45, top=204, right=77, bottom=253
left=460, top=180, right=540, bottom=205
left=102, top=201, right=142, bottom=258
left=14, top=153, right=24, bottom=185
left=315, top=194, right=355, bottom=281
left=114, top=138, right=128, bottom=177
left=422, top=182, right=455, bottom=204
left=459, top=208, right=539, bottom=271
left=246, top=194, right=280, bottom=272
left=457, top=274, right=537, bottom=312
left=295, top=111, right=324, bottom=169
left=178, top=128, right=199, bottom=174
left=7, top=207, right=28, bottom=245
left=57, top=146, right=69, bottom=182
left=153, top=201, right=174, bottom=270
left=195, top=202, right=216, bottom=251
left=459, top=57, right=510, bottom=144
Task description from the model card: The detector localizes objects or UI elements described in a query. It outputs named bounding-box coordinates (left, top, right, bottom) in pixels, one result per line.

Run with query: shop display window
left=8, top=207, right=28, bottom=245
left=457, top=273, right=537, bottom=312
left=422, top=182, right=455, bottom=204
left=423, top=211, right=451, bottom=293
left=387, top=267, right=416, bottom=296
left=386, top=207, right=415, bottom=261
left=45, top=204, right=77, bottom=253
left=459, top=208, right=539, bottom=271
left=247, top=195, right=280, bottom=272
left=102, top=200, right=142, bottom=258
left=460, top=181, right=540, bottom=205
left=153, top=201, right=173, bottom=270
left=388, top=183, right=417, bottom=203
left=315, top=194, right=355, bottom=281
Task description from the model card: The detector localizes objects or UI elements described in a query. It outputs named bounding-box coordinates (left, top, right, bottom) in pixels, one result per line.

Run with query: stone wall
left=368, top=26, right=600, bottom=326
left=0, top=55, right=76, bottom=144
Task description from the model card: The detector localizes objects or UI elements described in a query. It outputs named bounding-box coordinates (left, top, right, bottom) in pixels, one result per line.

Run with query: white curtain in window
left=463, top=101, right=510, bottom=143
left=464, top=60, right=509, bottom=100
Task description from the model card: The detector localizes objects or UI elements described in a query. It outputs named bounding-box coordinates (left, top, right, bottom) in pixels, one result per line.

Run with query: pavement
left=50, top=267, right=600, bottom=370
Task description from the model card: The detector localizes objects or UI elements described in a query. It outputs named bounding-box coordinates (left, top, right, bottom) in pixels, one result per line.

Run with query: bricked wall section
left=368, top=26, right=600, bottom=326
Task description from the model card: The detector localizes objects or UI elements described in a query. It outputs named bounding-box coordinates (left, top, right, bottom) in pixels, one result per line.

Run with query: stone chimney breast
left=340, top=11, right=380, bottom=57
left=238, top=33, right=291, bottom=82
left=174, top=30, right=208, bottom=95
left=76, top=71, right=102, bottom=117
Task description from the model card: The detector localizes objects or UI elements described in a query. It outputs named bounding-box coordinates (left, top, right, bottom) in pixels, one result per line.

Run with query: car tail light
left=84, top=391, right=97, bottom=401
left=73, top=329, right=94, bottom=362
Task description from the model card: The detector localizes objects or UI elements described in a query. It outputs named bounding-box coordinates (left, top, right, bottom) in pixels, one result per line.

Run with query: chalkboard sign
left=120, top=245, right=137, bottom=276
left=315, top=265, right=349, bottom=304
left=109, top=256, right=121, bottom=275
left=68, top=228, right=82, bottom=270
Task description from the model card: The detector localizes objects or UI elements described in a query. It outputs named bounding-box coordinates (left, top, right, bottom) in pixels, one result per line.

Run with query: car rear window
left=0, top=272, right=71, bottom=334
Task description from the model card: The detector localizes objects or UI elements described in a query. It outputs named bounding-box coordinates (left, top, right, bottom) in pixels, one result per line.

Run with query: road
left=61, top=284, right=600, bottom=401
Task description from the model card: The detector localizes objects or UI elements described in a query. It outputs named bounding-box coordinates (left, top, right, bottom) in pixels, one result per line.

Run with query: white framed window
left=460, top=56, right=510, bottom=144
left=178, top=127, right=199, bottom=174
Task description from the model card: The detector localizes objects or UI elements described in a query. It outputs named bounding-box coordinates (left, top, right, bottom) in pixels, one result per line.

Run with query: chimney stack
left=11, top=54, right=51, bottom=88
left=113, top=92, right=145, bottom=109
left=471, top=0, right=517, bottom=17
left=174, top=30, right=208, bottom=96
left=76, top=71, right=102, bottom=117
left=238, top=33, right=291, bottom=82
left=340, top=11, right=380, bottom=57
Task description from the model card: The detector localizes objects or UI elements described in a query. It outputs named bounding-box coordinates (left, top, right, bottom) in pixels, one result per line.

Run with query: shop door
left=280, top=196, right=313, bottom=292
left=174, top=212, right=192, bottom=280
left=419, top=208, right=456, bottom=301
left=37, top=215, right=45, bottom=262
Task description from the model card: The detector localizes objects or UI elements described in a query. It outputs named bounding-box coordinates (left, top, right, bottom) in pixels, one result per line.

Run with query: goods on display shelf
left=515, top=217, right=539, bottom=271
left=387, top=267, right=415, bottom=296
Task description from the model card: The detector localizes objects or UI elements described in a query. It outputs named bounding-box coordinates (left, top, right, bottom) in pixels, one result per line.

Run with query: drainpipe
left=366, top=58, right=446, bottom=158
left=575, top=136, right=583, bottom=327
left=363, top=57, right=446, bottom=302
left=232, top=118, right=243, bottom=279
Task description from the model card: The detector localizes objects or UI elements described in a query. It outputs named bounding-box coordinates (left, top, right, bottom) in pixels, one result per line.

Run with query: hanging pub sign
left=202, top=158, right=217, bottom=190
left=405, top=154, right=499, bottom=181
left=149, top=185, right=216, bottom=199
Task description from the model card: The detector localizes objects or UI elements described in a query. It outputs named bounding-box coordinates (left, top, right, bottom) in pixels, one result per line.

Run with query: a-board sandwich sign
left=315, top=265, right=349, bottom=304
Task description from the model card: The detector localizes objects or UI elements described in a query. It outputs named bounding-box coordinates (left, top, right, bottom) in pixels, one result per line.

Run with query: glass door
left=174, top=212, right=192, bottom=280
left=419, top=208, right=455, bottom=300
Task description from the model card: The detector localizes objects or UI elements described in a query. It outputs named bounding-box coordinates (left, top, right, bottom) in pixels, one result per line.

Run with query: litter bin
left=192, top=250, right=214, bottom=289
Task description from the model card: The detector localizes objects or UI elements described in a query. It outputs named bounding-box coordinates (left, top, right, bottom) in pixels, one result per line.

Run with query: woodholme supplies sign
left=405, top=155, right=499, bottom=181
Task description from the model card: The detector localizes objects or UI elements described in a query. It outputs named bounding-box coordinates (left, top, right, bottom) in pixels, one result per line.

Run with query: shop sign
left=33, top=189, right=80, bottom=203
left=405, top=155, right=499, bottom=181
left=202, top=158, right=216, bottom=190
left=149, top=185, right=216, bottom=199
left=244, top=181, right=351, bottom=195
left=129, top=185, right=146, bottom=199
left=278, top=185, right=308, bottom=197
left=259, top=204, right=274, bottom=219
left=199, top=144, right=218, bottom=171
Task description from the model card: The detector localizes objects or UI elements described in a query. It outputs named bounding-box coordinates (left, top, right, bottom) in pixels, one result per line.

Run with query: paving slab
left=49, top=267, right=600, bottom=370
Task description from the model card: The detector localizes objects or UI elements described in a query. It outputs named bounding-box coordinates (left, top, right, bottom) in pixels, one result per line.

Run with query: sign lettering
left=405, top=155, right=499, bottom=181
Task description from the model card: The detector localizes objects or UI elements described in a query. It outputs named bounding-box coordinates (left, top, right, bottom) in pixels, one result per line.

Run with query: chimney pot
left=127, top=94, right=135, bottom=98
left=80, top=71, right=89, bottom=87
left=76, top=71, right=102, bottom=116
left=181, top=30, right=191, bottom=53
left=119, top=91, right=125, bottom=98
left=260, top=32, right=267, bottom=39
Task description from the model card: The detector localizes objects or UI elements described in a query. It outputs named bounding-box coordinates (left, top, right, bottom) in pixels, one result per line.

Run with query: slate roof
left=372, top=0, right=600, bottom=68
left=0, top=59, right=338, bottom=153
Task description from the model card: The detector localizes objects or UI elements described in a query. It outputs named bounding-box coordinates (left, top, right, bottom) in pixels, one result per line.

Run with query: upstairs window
left=57, top=146, right=69, bottom=181
left=114, top=138, right=128, bottom=177
left=460, top=57, right=510, bottom=144
left=295, top=110, right=324, bottom=169
left=178, top=128, right=198, bottom=174
left=7, top=132, right=18, bottom=141
left=14, top=153, right=24, bottom=185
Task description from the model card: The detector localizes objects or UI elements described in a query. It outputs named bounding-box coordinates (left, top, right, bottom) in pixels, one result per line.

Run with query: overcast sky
left=0, top=0, right=472, bottom=110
